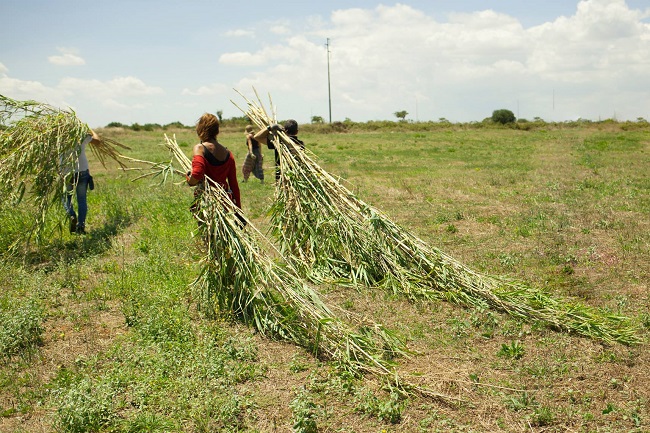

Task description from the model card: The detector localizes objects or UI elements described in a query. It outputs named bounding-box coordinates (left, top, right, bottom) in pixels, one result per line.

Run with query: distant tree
left=394, top=110, right=408, bottom=121
left=164, top=121, right=186, bottom=129
left=106, top=121, right=126, bottom=128
left=224, top=115, right=249, bottom=126
left=311, top=115, right=324, bottom=124
left=492, top=109, right=516, bottom=124
left=216, top=110, right=223, bottom=121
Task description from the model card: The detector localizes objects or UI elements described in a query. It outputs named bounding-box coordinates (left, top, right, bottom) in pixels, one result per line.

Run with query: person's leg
left=62, top=180, right=77, bottom=232
left=253, top=148, right=264, bottom=181
left=62, top=183, right=75, bottom=217
left=75, top=171, right=90, bottom=233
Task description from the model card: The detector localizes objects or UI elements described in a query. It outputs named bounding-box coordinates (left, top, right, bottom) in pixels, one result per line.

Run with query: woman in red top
left=187, top=113, right=241, bottom=208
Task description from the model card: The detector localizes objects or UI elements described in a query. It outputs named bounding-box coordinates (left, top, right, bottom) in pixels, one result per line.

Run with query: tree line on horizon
left=102, top=109, right=649, bottom=132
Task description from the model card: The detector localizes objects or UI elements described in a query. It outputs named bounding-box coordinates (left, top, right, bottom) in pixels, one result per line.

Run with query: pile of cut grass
left=238, top=92, right=640, bottom=346
left=0, top=94, right=128, bottom=249
left=125, top=135, right=439, bottom=393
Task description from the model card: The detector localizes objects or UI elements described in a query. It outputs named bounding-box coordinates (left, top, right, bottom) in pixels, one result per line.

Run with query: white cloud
left=0, top=72, right=165, bottom=126
left=3, top=0, right=649, bottom=125
left=220, top=0, right=649, bottom=122
left=219, top=51, right=266, bottom=66
left=224, top=29, right=254, bottom=38
left=525, top=0, right=650, bottom=85
left=270, top=25, right=290, bottom=35
left=48, top=47, right=85, bottom=66
left=0, top=75, right=62, bottom=104
left=101, top=98, right=147, bottom=110
left=58, top=76, right=164, bottom=98
left=219, top=42, right=302, bottom=67
left=181, top=83, right=229, bottom=96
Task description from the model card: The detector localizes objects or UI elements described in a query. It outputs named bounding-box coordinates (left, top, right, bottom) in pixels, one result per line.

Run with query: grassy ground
left=1, top=124, right=648, bottom=432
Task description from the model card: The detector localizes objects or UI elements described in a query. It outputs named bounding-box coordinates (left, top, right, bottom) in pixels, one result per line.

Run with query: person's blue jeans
left=63, top=170, right=90, bottom=230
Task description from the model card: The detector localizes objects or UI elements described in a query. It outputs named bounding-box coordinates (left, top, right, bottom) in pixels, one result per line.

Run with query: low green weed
left=498, top=341, right=525, bottom=360
left=355, top=389, right=406, bottom=424
left=505, top=391, right=537, bottom=411
left=0, top=297, right=44, bottom=361
left=53, top=378, right=117, bottom=433
left=531, top=406, right=555, bottom=426
left=290, top=387, right=319, bottom=433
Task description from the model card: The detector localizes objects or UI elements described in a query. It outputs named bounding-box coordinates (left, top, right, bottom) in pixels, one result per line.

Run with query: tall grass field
left=1, top=123, right=648, bottom=432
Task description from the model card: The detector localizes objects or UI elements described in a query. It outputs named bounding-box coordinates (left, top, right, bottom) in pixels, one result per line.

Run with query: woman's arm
left=227, top=157, right=241, bottom=208
left=187, top=144, right=205, bottom=186
left=253, top=128, right=269, bottom=145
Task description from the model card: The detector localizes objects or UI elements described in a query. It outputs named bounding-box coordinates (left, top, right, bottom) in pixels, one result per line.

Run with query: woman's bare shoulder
left=192, top=143, right=204, bottom=155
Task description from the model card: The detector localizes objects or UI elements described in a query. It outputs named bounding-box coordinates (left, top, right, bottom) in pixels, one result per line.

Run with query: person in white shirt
left=62, top=130, right=99, bottom=234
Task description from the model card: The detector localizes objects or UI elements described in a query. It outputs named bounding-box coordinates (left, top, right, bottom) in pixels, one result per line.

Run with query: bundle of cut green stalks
left=236, top=92, right=640, bottom=346
left=0, top=94, right=128, bottom=246
left=125, top=135, right=460, bottom=400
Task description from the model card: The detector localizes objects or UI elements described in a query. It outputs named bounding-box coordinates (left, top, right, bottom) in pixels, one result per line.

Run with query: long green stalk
left=237, top=92, right=640, bottom=346
left=124, top=134, right=458, bottom=402
left=0, top=94, right=129, bottom=247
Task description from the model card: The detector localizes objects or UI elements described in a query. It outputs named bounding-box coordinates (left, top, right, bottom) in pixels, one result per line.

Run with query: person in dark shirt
left=253, top=119, right=304, bottom=182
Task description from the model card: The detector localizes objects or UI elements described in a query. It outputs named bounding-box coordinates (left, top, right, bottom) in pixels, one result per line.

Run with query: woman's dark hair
left=196, top=113, right=220, bottom=142
left=284, top=119, right=298, bottom=135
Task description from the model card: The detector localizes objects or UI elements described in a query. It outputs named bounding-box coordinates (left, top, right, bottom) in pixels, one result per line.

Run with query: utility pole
left=326, top=38, right=332, bottom=124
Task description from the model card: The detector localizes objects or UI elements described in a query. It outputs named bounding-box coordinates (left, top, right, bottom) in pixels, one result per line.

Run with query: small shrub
left=532, top=406, right=555, bottom=426
left=122, top=294, right=194, bottom=344
left=640, top=312, right=650, bottom=329
left=505, top=392, right=537, bottom=411
left=355, top=390, right=406, bottom=424
left=163, top=121, right=187, bottom=129
left=289, top=353, right=310, bottom=373
left=0, top=298, right=44, bottom=361
left=492, top=109, right=516, bottom=125
left=290, top=388, right=318, bottom=433
left=498, top=341, right=525, bottom=359
left=53, top=379, right=117, bottom=433
left=105, top=121, right=125, bottom=128
left=120, top=412, right=176, bottom=432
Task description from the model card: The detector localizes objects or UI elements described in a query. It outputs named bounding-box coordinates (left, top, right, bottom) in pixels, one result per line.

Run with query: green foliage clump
left=0, top=297, right=44, bottom=361
left=355, top=390, right=406, bottom=424
left=53, top=378, right=117, bottom=433
left=498, top=340, right=525, bottom=360
left=51, top=323, right=264, bottom=431
left=105, top=121, right=125, bottom=128
left=394, top=110, right=408, bottom=121
left=128, top=122, right=163, bottom=131
left=492, top=109, right=516, bottom=124
left=163, top=121, right=187, bottom=129
left=290, top=388, right=319, bottom=433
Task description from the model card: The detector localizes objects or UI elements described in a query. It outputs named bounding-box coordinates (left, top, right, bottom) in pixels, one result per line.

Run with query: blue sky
left=1, top=0, right=649, bottom=127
